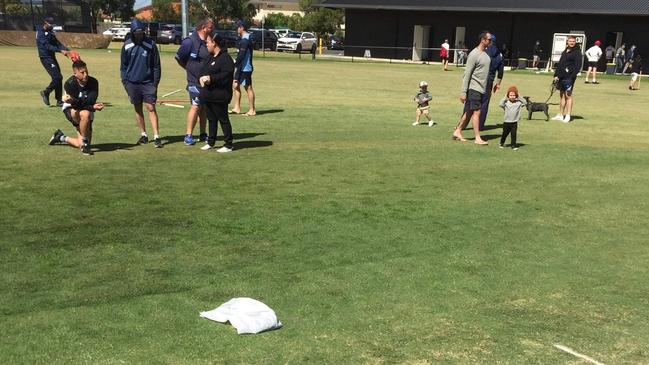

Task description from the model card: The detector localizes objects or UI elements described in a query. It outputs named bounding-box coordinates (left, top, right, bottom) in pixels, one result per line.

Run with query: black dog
left=523, top=96, right=549, bottom=121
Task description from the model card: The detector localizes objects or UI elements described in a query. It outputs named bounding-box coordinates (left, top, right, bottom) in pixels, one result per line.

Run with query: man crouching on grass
left=48, top=60, right=103, bottom=155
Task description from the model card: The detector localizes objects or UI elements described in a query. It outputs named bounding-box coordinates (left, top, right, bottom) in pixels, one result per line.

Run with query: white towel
left=200, top=298, right=283, bottom=334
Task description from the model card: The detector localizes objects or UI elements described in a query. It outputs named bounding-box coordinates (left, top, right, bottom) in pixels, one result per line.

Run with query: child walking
left=413, top=81, right=435, bottom=127
left=499, top=86, right=527, bottom=150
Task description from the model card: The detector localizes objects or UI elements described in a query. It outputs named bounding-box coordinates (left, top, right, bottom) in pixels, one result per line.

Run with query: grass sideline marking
left=554, top=344, right=605, bottom=365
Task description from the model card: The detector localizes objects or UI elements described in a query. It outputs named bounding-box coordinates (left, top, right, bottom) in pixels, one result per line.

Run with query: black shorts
left=125, top=81, right=157, bottom=105
left=557, top=78, right=576, bottom=92
left=63, top=108, right=94, bottom=127
left=588, top=61, right=598, bottom=68
left=441, top=56, right=448, bottom=61
left=236, top=72, right=252, bottom=87
left=466, top=89, right=484, bottom=110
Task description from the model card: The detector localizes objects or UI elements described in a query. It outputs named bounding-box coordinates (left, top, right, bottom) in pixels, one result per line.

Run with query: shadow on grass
left=233, top=140, right=273, bottom=150
left=93, top=143, right=138, bottom=152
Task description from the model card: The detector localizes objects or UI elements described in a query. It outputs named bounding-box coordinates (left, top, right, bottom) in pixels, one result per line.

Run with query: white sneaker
left=551, top=114, right=564, bottom=121
left=201, top=144, right=215, bottom=151
left=563, top=114, right=571, bottom=123
left=217, top=146, right=233, bottom=153
left=412, top=121, right=419, bottom=126
left=428, top=120, right=436, bottom=127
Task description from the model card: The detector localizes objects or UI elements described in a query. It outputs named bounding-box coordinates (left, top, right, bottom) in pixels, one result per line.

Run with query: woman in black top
left=199, top=33, right=235, bottom=152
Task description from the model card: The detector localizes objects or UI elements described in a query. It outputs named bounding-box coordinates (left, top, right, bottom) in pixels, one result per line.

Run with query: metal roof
left=317, top=0, right=649, bottom=15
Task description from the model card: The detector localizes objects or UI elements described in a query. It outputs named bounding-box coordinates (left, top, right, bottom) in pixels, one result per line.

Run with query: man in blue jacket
left=120, top=20, right=163, bottom=147
left=37, top=16, right=71, bottom=106
left=175, top=17, right=214, bottom=145
left=231, top=20, right=256, bottom=116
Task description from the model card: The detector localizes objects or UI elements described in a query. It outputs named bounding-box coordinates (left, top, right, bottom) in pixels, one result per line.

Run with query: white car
left=276, top=32, right=317, bottom=53
left=270, top=28, right=292, bottom=39
left=102, top=26, right=129, bottom=41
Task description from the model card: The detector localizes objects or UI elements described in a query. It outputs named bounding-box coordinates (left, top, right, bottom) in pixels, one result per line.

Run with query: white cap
left=419, top=81, right=428, bottom=87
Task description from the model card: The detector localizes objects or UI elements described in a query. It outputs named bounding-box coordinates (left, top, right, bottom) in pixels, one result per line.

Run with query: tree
left=193, top=0, right=256, bottom=24
left=264, top=13, right=290, bottom=29
left=87, top=0, right=135, bottom=33
left=301, top=8, right=342, bottom=36
left=152, top=0, right=179, bottom=23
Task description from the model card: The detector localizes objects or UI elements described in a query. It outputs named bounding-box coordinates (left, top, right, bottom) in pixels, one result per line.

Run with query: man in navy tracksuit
left=231, top=20, right=256, bottom=116
left=37, top=16, right=70, bottom=107
left=120, top=20, right=162, bottom=147
left=175, top=16, right=214, bottom=145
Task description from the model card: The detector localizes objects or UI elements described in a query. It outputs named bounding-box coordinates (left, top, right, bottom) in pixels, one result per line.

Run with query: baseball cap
left=595, top=40, right=601, bottom=46
left=419, top=81, right=428, bottom=87
left=43, top=16, right=55, bottom=24
left=235, top=19, right=249, bottom=30
left=491, top=34, right=497, bottom=42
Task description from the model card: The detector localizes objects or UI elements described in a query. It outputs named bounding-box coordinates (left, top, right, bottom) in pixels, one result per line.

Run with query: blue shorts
left=125, top=82, right=157, bottom=105
left=237, top=72, right=253, bottom=87
left=188, top=85, right=201, bottom=106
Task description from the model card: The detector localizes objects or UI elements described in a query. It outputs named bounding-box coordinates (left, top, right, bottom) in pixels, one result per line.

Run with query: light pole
left=181, top=0, right=188, bottom=38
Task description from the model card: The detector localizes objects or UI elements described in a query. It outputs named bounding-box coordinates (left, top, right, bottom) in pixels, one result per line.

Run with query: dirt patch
left=0, top=31, right=112, bottom=49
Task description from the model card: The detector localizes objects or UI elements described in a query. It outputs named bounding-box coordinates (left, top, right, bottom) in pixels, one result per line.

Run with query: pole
left=261, top=17, right=265, bottom=57
left=181, top=0, right=188, bottom=39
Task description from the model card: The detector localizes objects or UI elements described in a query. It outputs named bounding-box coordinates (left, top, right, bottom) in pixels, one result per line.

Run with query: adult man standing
left=605, top=44, right=615, bottom=63
left=120, top=20, right=162, bottom=147
left=37, top=16, right=71, bottom=107
left=452, top=31, right=492, bottom=145
left=231, top=20, right=256, bottom=116
left=175, top=16, right=214, bottom=145
left=475, top=34, right=504, bottom=131
left=551, top=35, right=582, bottom=123
left=48, top=60, right=103, bottom=155
left=440, top=39, right=450, bottom=71
left=584, top=40, right=603, bottom=84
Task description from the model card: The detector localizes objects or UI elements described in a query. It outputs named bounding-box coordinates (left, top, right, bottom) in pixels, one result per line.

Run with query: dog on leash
left=523, top=96, right=550, bottom=121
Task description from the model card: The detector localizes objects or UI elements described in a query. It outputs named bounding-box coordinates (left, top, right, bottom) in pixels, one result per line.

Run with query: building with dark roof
left=319, top=0, right=649, bottom=65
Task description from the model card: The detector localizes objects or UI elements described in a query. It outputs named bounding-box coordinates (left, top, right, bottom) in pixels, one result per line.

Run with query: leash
left=545, top=79, right=558, bottom=103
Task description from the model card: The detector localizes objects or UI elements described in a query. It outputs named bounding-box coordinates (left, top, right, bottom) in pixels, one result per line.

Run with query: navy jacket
left=120, top=22, right=161, bottom=85
left=175, top=33, right=211, bottom=86
left=36, top=28, right=67, bottom=58
left=554, top=46, right=583, bottom=80
left=234, top=34, right=253, bottom=80
left=199, top=49, right=235, bottom=103
left=487, top=44, right=504, bottom=84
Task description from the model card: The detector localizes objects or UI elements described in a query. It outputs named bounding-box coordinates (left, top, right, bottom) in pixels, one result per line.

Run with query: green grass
left=1, top=45, right=649, bottom=364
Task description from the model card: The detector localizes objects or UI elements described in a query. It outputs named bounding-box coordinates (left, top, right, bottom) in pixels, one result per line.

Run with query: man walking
left=468, top=34, right=503, bottom=131
left=231, top=20, right=256, bottom=116
left=175, top=16, right=214, bottom=145
left=584, top=40, right=602, bottom=84
left=440, top=39, right=450, bottom=71
left=551, top=35, right=582, bottom=123
left=37, top=16, right=71, bottom=107
left=452, top=31, right=492, bottom=145
left=120, top=20, right=162, bottom=147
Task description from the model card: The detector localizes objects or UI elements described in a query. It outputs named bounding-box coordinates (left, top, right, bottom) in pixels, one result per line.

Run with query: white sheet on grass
left=200, top=297, right=282, bottom=334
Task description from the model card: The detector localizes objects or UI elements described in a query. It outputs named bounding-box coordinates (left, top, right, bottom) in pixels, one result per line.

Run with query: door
left=412, top=25, right=431, bottom=61
left=453, top=26, right=466, bottom=64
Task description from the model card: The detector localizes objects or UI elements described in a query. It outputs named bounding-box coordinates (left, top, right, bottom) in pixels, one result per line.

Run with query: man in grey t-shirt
left=453, top=31, right=492, bottom=145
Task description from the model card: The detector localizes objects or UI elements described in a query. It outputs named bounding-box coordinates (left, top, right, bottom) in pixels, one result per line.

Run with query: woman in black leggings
left=198, top=33, right=235, bottom=152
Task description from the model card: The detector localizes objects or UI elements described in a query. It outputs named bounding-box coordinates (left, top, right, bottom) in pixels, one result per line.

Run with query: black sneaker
left=49, top=129, right=64, bottom=145
left=40, top=90, right=50, bottom=106
left=56, top=100, right=64, bottom=107
left=154, top=137, right=162, bottom=148
left=137, top=135, right=149, bottom=145
left=81, top=143, right=92, bottom=155
left=198, top=133, right=208, bottom=142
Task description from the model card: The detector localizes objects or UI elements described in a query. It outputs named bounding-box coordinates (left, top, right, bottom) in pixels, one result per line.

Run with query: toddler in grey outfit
left=499, top=85, right=527, bottom=150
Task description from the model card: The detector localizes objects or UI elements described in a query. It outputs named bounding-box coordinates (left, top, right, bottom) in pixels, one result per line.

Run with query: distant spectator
left=584, top=40, right=603, bottom=84
left=532, top=40, right=543, bottom=69
left=456, top=41, right=468, bottom=66
left=616, top=44, right=626, bottom=73
left=623, top=45, right=637, bottom=74
left=440, top=39, right=450, bottom=71
left=629, top=53, right=642, bottom=90
left=500, top=43, right=511, bottom=65
left=605, top=45, right=615, bottom=63
left=231, top=19, right=256, bottom=116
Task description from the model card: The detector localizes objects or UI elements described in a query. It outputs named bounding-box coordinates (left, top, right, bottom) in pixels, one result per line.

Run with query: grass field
left=1, top=44, right=649, bottom=364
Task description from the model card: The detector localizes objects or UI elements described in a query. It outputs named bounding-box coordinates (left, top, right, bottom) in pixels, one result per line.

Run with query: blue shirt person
left=37, top=16, right=71, bottom=106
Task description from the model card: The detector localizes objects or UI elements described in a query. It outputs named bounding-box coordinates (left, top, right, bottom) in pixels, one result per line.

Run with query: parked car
left=158, top=24, right=182, bottom=44
left=102, top=26, right=130, bottom=41
left=214, top=29, right=239, bottom=49
left=270, top=28, right=292, bottom=39
left=276, top=31, right=317, bottom=53
left=249, top=28, right=278, bottom=51
left=144, top=22, right=160, bottom=38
